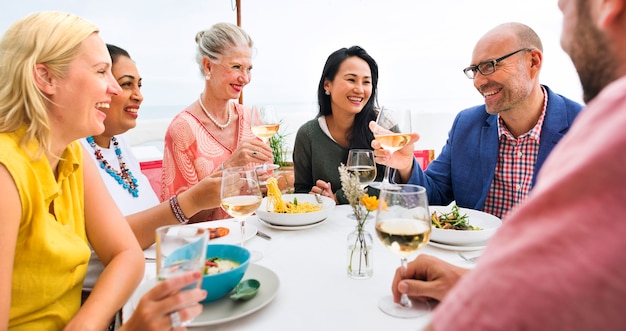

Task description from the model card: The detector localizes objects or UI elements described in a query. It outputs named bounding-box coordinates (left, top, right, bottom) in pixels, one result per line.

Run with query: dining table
left=124, top=204, right=481, bottom=330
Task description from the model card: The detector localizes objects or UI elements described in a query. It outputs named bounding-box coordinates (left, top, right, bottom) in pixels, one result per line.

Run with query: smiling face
left=47, top=33, right=122, bottom=143
left=206, top=46, right=253, bottom=100
left=99, top=55, right=143, bottom=139
left=470, top=32, right=535, bottom=115
left=324, top=56, right=372, bottom=117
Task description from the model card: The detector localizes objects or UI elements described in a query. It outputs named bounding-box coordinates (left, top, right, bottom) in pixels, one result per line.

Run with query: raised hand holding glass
left=373, top=107, right=412, bottom=188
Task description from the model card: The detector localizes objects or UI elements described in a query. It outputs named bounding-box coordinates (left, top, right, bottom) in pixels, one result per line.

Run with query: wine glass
left=251, top=105, right=280, bottom=143
left=346, top=149, right=377, bottom=191
left=220, top=166, right=263, bottom=260
left=375, top=184, right=431, bottom=318
left=373, top=107, right=412, bottom=189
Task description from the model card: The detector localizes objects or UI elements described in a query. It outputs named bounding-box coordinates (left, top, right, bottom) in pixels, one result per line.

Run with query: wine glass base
left=249, top=250, right=263, bottom=263
left=378, top=295, right=430, bottom=318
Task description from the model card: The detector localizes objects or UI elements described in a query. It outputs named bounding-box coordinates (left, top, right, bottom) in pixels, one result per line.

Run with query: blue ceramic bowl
left=201, top=244, right=251, bottom=303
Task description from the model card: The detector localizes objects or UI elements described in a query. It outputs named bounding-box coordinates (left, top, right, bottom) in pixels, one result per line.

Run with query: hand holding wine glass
left=375, top=184, right=431, bottom=318
left=251, top=105, right=280, bottom=143
left=373, top=107, right=412, bottom=188
left=346, top=149, right=377, bottom=191
left=220, top=167, right=263, bottom=259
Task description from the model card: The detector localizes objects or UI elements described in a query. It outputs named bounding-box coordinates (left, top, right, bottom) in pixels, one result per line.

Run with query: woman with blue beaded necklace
left=80, top=44, right=222, bottom=304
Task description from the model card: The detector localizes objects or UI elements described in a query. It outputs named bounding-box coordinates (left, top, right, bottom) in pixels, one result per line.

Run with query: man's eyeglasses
left=462, top=48, right=534, bottom=79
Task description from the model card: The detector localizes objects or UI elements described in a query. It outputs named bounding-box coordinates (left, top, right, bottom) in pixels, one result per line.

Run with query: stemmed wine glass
left=251, top=105, right=280, bottom=144
left=373, top=107, right=412, bottom=189
left=375, top=184, right=431, bottom=318
left=346, top=149, right=377, bottom=191
left=220, top=166, right=263, bottom=260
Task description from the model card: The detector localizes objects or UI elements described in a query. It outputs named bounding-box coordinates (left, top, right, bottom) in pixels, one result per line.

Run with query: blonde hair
left=195, top=22, right=253, bottom=74
left=0, top=11, right=99, bottom=158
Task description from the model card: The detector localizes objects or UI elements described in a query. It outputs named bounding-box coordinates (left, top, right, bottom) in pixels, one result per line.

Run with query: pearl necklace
left=198, top=95, right=233, bottom=130
left=86, top=136, right=139, bottom=198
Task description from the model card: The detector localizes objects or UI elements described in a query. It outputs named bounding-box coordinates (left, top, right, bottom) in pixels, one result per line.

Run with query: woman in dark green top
left=293, top=46, right=385, bottom=204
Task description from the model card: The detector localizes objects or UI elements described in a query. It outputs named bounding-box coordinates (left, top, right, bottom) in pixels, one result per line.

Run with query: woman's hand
left=392, top=254, right=469, bottom=303
left=309, top=180, right=337, bottom=204
left=120, top=271, right=207, bottom=331
left=226, top=140, right=273, bottom=168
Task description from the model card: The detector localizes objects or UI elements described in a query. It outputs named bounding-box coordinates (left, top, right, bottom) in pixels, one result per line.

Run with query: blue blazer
left=407, top=85, right=583, bottom=210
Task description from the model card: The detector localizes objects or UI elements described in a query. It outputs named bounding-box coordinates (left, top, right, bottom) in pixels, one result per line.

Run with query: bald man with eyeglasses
left=371, top=22, right=583, bottom=219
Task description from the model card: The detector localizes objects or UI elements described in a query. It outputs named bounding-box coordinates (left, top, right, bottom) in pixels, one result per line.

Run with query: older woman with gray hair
left=161, top=22, right=272, bottom=222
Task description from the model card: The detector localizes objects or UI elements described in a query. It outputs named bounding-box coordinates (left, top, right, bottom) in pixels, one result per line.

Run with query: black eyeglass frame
left=462, top=48, right=534, bottom=79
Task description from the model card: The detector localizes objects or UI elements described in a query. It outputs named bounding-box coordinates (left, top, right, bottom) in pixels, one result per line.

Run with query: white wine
left=375, top=218, right=431, bottom=257
left=347, top=165, right=376, bottom=187
left=221, top=195, right=262, bottom=218
left=251, top=124, right=280, bottom=141
left=374, top=133, right=411, bottom=152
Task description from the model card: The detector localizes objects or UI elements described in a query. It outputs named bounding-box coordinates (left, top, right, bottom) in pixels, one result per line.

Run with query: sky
left=1, top=0, right=582, bottom=150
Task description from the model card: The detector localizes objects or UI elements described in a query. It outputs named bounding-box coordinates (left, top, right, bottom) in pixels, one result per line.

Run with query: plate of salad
left=429, top=205, right=502, bottom=246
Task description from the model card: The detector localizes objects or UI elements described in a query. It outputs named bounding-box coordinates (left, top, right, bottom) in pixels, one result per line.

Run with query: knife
left=255, top=230, right=272, bottom=240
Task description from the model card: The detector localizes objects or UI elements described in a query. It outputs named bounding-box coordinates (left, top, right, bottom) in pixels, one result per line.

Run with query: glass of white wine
left=375, top=184, right=431, bottom=318
left=373, top=107, right=412, bottom=189
left=220, top=167, right=263, bottom=259
left=346, top=149, right=377, bottom=191
left=251, top=105, right=280, bottom=143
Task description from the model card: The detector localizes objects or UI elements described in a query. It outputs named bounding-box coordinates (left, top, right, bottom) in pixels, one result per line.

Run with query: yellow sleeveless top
left=1, top=128, right=90, bottom=330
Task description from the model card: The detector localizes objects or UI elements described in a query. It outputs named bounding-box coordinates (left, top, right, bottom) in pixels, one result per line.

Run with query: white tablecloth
left=126, top=205, right=478, bottom=330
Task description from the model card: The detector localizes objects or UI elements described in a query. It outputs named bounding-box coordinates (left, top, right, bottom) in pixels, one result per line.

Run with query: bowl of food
left=429, top=205, right=502, bottom=246
left=255, top=193, right=335, bottom=227
left=201, top=244, right=251, bottom=303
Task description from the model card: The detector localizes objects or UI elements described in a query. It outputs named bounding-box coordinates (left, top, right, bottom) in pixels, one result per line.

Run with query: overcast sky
left=1, top=1, right=582, bottom=149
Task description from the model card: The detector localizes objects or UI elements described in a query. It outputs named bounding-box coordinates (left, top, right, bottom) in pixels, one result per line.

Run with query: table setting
left=125, top=156, right=501, bottom=330
left=125, top=193, right=500, bottom=331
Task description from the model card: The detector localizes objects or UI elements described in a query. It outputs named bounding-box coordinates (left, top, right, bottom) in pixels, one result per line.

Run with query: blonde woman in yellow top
left=0, top=12, right=206, bottom=330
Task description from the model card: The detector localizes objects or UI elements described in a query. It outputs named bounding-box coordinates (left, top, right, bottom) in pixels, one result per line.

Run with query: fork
left=457, top=252, right=480, bottom=263
left=314, top=193, right=323, bottom=205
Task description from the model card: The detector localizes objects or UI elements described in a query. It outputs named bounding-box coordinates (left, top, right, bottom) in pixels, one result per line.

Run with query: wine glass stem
left=240, top=218, right=245, bottom=247
left=399, top=257, right=412, bottom=308
left=382, top=164, right=392, bottom=188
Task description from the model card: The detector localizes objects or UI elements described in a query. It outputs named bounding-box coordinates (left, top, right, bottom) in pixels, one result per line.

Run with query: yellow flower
left=360, top=194, right=378, bottom=212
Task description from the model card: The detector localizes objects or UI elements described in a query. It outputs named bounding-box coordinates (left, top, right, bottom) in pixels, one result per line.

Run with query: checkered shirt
left=483, top=87, right=548, bottom=219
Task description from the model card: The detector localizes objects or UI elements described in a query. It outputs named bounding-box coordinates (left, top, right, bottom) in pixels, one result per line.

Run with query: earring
left=205, top=72, right=211, bottom=80
left=325, top=90, right=330, bottom=95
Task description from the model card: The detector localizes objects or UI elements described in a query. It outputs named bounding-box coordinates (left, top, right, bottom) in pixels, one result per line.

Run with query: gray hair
left=195, top=22, right=253, bottom=74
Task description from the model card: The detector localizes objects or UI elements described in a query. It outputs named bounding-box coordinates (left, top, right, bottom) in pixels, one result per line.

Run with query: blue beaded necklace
left=86, top=136, right=139, bottom=198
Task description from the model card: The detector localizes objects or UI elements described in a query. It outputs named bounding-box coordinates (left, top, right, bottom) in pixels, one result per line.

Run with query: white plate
left=143, top=220, right=258, bottom=259
left=131, top=264, right=279, bottom=326
left=255, top=193, right=335, bottom=226
left=257, top=217, right=327, bottom=231
left=429, top=206, right=502, bottom=245
left=428, top=240, right=488, bottom=251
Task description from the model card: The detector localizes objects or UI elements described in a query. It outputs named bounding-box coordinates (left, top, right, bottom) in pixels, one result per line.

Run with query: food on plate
left=208, top=227, right=230, bottom=239
left=265, top=178, right=322, bottom=214
left=204, top=257, right=240, bottom=275
left=431, top=205, right=481, bottom=230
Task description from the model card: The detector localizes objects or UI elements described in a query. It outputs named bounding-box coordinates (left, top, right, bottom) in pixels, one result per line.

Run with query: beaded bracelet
left=169, top=195, right=190, bottom=224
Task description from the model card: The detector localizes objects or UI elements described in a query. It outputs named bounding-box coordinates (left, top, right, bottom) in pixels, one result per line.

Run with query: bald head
left=479, top=22, right=543, bottom=52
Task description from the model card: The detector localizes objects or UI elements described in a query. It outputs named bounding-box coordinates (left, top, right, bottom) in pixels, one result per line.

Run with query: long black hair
left=316, top=46, right=379, bottom=149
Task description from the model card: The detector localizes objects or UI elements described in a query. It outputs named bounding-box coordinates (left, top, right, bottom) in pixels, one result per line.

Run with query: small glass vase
left=347, top=225, right=373, bottom=279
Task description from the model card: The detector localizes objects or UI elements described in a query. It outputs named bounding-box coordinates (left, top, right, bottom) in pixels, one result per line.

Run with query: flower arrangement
left=339, top=164, right=379, bottom=277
